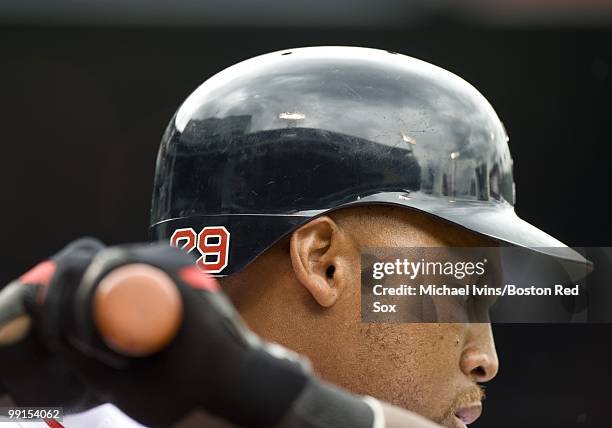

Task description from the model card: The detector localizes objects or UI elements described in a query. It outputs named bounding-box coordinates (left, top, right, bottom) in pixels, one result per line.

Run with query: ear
left=289, top=216, right=358, bottom=307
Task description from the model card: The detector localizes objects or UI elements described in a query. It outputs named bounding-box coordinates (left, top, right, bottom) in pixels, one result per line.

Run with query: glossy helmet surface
left=150, top=46, right=586, bottom=275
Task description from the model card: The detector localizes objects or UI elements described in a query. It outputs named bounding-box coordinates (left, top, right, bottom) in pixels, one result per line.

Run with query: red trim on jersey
left=44, top=419, right=65, bottom=428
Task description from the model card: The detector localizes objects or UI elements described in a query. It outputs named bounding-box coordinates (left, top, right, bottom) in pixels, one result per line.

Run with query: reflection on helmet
left=150, top=46, right=586, bottom=275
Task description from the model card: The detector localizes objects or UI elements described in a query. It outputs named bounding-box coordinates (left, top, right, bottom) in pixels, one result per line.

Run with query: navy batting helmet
left=150, top=46, right=587, bottom=276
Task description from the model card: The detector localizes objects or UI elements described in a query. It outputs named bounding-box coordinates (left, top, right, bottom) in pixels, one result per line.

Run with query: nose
left=460, top=324, right=499, bottom=383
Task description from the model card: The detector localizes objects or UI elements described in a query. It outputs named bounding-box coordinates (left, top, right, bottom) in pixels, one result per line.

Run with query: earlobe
left=289, top=216, right=353, bottom=308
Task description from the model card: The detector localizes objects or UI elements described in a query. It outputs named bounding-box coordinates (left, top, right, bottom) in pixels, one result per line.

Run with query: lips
left=454, top=403, right=482, bottom=426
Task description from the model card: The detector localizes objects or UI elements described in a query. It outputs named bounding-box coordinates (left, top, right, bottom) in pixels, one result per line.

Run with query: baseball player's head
left=222, top=204, right=498, bottom=426
left=149, top=47, right=588, bottom=426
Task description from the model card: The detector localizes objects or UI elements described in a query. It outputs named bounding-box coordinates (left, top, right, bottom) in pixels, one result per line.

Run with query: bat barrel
left=93, top=263, right=183, bottom=357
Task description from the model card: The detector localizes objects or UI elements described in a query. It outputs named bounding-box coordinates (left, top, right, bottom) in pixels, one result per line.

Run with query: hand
left=0, top=238, right=104, bottom=412
left=65, top=243, right=313, bottom=427
left=1, top=240, right=311, bottom=427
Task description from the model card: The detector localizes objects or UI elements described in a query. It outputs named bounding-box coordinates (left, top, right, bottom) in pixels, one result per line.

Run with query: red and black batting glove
left=0, top=238, right=105, bottom=412
left=57, top=242, right=314, bottom=427
left=0, top=239, right=314, bottom=427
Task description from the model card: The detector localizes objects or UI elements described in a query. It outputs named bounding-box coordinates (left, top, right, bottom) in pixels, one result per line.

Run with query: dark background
left=0, top=1, right=611, bottom=426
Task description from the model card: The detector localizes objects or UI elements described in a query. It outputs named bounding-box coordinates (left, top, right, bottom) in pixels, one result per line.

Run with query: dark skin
left=223, top=206, right=499, bottom=428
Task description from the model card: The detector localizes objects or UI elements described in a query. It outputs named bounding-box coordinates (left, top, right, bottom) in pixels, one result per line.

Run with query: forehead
left=341, top=205, right=497, bottom=247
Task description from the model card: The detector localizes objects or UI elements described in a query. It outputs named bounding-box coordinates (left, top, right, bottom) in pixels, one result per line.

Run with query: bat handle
left=92, top=264, right=183, bottom=357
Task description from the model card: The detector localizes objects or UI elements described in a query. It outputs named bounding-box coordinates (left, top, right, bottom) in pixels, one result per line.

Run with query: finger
left=0, top=282, right=38, bottom=346
left=0, top=314, right=32, bottom=346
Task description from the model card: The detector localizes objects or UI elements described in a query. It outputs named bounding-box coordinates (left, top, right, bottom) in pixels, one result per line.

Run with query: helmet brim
left=152, top=192, right=592, bottom=278
left=336, top=191, right=592, bottom=277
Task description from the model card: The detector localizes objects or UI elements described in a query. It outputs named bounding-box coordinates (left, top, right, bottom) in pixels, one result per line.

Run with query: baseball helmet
left=150, top=46, right=588, bottom=276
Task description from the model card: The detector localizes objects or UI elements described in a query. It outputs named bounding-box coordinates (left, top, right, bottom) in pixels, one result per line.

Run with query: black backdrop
left=1, top=24, right=611, bottom=427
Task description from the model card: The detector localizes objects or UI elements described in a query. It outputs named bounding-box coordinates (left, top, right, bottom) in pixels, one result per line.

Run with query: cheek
left=329, top=324, right=465, bottom=421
